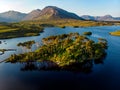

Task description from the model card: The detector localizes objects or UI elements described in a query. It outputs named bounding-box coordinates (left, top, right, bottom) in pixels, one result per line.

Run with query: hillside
left=0, top=6, right=84, bottom=22
left=0, top=6, right=119, bottom=22
left=23, top=9, right=41, bottom=21
left=81, top=15, right=120, bottom=21
left=33, top=6, right=84, bottom=20
left=0, top=11, right=27, bottom=22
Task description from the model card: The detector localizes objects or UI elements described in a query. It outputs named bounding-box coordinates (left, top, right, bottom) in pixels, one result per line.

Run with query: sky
left=0, top=0, right=120, bottom=17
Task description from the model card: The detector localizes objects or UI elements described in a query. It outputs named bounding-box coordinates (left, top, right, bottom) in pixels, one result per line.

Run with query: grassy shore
left=110, top=30, right=120, bottom=36
left=0, top=23, right=43, bottom=39
left=19, top=19, right=116, bottom=27
left=0, top=19, right=120, bottom=39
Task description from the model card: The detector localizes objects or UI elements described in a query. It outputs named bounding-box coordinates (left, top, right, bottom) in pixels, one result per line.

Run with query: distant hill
left=115, top=17, right=120, bottom=21
left=81, top=15, right=95, bottom=21
left=23, top=9, right=41, bottom=21
left=95, top=15, right=116, bottom=21
left=33, top=6, right=84, bottom=20
left=0, top=6, right=119, bottom=22
left=0, top=17, right=9, bottom=22
left=0, top=6, right=84, bottom=22
left=0, top=11, right=27, bottom=22
left=81, top=15, right=120, bottom=21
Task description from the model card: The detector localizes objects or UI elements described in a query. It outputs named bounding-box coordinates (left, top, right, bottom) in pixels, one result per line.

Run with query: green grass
left=0, top=25, right=18, bottom=33
left=0, top=24, right=43, bottom=39
left=0, top=28, right=18, bottom=33
left=19, top=19, right=115, bottom=28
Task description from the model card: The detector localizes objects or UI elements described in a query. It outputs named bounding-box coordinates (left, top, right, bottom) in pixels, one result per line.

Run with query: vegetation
left=83, top=31, right=92, bottom=35
left=60, top=26, right=66, bottom=28
left=0, top=23, right=43, bottom=39
left=0, top=49, right=16, bottom=55
left=74, top=26, right=79, bottom=28
left=6, top=33, right=108, bottom=67
left=17, top=40, right=35, bottom=49
left=20, top=19, right=115, bottom=27
left=110, top=30, right=120, bottom=36
left=0, top=19, right=120, bottom=39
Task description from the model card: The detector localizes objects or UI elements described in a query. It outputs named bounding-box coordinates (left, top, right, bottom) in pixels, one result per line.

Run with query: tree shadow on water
left=20, top=54, right=106, bottom=74
left=94, top=53, right=107, bottom=64
left=20, top=60, right=59, bottom=71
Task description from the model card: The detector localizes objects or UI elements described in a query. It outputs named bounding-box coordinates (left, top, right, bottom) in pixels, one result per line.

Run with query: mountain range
left=23, top=9, right=41, bottom=21
left=23, top=6, right=83, bottom=21
left=81, top=15, right=120, bottom=21
left=0, top=11, right=27, bottom=22
left=0, top=6, right=120, bottom=22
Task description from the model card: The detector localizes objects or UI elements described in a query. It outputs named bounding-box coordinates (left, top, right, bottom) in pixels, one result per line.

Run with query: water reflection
left=0, top=26, right=120, bottom=90
left=20, top=61, right=59, bottom=71
left=17, top=55, right=106, bottom=73
left=0, top=49, right=16, bottom=55
left=0, top=52, right=3, bottom=55
left=94, top=54, right=107, bottom=64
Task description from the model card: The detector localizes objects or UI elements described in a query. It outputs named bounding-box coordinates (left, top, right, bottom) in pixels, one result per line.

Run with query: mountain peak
left=81, top=14, right=120, bottom=21
left=36, top=9, right=41, bottom=11
left=0, top=6, right=84, bottom=22
left=34, top=6, right=84, bottom=20
left=81, top=15, right=95, bottom=20
left=1, top=6, right=120, bottom=22
left=3, top=10, right=26, bottom=15
left=30, top=9, right=41, bottom=14
left=44, top=6, right=58, bottom=9
left=23, top=9, right=41, bottom=21
left=0, top=11, right=27, bottom=22
left=103, top=15, right=113, bottom=18
left=7, top=10, right=17, bottom=13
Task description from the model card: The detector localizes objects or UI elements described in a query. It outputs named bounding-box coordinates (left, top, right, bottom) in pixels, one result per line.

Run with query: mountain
left=1, top=6, right=119, bottom=22
left=115, top=17, right=120, bottom=21
left=0, top=6, right=84, bottom=22
left=23, top=9, right=41, bottom=21
left=96, top=15, right=115, bottom=21
left=33, top=6, right=84, bottom=20
left=0, top=17, right=9, bottom=22
left=0, top=10, right=27, bottom=22
left=81, top=15, right=95, bottom=21
left=81, top=15, right=120, bottom=21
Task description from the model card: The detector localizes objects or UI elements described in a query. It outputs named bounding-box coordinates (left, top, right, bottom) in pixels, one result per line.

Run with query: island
left=17, top=40, right=35, bottom=49
left=0, top=49, right=16, bottom=55
left=6, top=33, right=108, bottom=69
left=83, top=31, right=92, bottom=35
left=110, top=30, right=120, bottom=36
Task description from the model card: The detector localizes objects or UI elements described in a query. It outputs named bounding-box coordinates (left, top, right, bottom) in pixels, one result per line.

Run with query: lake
left=0, top=26, right=120, bottom=90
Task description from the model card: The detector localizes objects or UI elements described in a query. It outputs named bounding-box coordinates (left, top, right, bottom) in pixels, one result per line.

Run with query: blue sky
left=0, top=0, right=119, bottom=17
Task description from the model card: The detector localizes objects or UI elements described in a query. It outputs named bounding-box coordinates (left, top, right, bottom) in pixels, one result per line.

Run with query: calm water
left=0, top=26, right=120, bottom=90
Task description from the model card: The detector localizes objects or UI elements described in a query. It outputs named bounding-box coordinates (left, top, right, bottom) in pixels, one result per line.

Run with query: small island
left=0, top=49, right=16, bottom=55
left=6, top=33, right=108, bottom=68
left=83, top=31, right=92, bottom=35
left=17, top=40, right=35, bottom=49
left=110, top=30, right=120, bottom=36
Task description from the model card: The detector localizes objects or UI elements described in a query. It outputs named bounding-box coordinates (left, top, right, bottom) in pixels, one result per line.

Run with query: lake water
left=0, top=26, right=120, bottom=90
